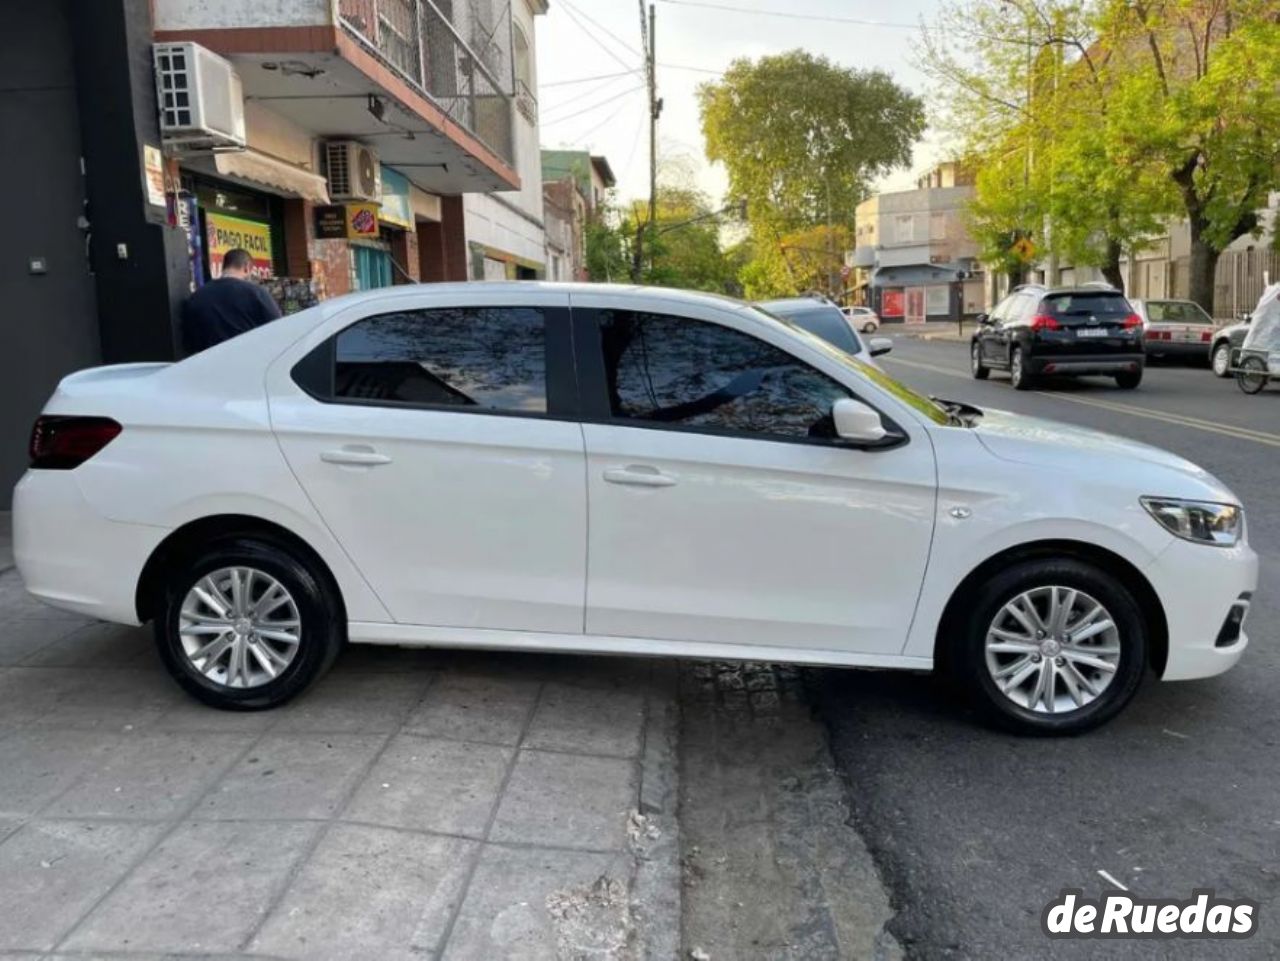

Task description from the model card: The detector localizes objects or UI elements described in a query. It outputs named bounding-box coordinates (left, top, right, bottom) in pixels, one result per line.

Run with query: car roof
left=756, top=296, right=839, bottom=310
left=1012, top=284, right=1126, bottom=296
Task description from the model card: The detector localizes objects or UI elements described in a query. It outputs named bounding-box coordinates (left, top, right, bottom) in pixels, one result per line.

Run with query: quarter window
left=597, top=311, right=853, bottom=440
left=333, top=307, right=547, bottom=413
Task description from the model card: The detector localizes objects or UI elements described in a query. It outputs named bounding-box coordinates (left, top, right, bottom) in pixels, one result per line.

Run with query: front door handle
left=321, top=447, right=392, bottom=467
left=603, top=465, right=677, bottom=488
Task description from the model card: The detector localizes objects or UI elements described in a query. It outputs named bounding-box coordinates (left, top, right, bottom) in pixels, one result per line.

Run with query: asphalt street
left=813, top=335, right=1280, bottom=960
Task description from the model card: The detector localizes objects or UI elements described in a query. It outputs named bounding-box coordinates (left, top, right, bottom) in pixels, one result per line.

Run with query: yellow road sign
left=1011, top=236, right=1036, bottom=262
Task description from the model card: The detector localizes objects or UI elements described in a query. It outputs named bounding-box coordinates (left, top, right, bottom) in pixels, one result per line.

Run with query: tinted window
left=1146, top=301, right=1213, bottom=324
left=763, top=304, right=862, bottom=355
left=990, top=294, right=1020, bottom=322
left=1041, top=293, right=1132, bottom=324
left=334, top=307, right=547, bottom=412
left=598, top=311, right=852, bottom=440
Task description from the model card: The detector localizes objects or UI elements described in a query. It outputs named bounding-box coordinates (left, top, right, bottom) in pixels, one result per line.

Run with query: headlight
left=1141, top=497, right=1242, bottom=547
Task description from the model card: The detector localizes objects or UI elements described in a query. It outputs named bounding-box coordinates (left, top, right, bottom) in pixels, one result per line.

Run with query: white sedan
left=14, top=284, right=1257, bottom=734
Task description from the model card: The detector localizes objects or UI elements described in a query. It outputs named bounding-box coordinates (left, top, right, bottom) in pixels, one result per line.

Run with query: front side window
left=333, top=307, right=547, bottom=413
left=597, top=311, right=853, bottom=440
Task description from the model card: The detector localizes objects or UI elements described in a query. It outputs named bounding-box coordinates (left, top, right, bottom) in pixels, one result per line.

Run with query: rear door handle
left=321, top=447, right=392, bottom=467
left=603, top=465, right=677, bottom=488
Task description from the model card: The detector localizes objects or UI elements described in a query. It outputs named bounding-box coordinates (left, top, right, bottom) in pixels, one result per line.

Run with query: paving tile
left=0, top=729, right=122, bottom=817
left=0, top=820, right=166, bottom=950
left=402, top=673, right=540, bottom=746
left=273, top=671, right=433, bottom=734
left=0, top=815, right=24, bottom=844
left=63, top=820, right=318, bottom=954
left=152, top=696, right=284, bottom=734
left=335, top=643, right=449, bottom=674
left=0, top=668, right=87, bottom=727
left=45, top=732, right=253, bottom=820
left=18, top=621, right=151, bottom=669
left=0, top=575, right=93, bottom=622
left=343, top=735, right=511, bottom=838
left=441, top=844, right=632, bottom=961
left=29, top=666, right=180, bottom=731
left=251, top=823, right=476, bottom=961
left=197, top=733, right=385, bottom=820
left=490, top=751, right=635, bottom=851
left=0, top=619, right=88, bottom=666
left=524, top=683, right=646, bottom=758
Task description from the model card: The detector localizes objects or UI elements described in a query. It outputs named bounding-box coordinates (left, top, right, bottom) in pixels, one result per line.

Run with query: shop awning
left=207, top=149, right=331, bottom=205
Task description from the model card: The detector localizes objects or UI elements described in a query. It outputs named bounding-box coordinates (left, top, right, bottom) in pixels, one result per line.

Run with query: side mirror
left=976, top=313, right=992, bottom=326
left=832, top=398, right=887, bottom=444
left=868, top=336, right=893, bottom=358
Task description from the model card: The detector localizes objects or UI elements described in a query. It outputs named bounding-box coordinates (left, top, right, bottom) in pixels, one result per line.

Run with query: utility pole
left=631, top=1, right=660, bottom=283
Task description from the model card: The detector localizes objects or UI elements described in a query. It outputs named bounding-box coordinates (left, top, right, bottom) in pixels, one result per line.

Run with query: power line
left=562, top=0, right=644, bottom=56
left=558, top=0, right=644, bottom=68
left=542, top=84, right=648, bottom=126
left=656, top=0, right=918, bottom=29
left=558, top=3, right=636, bottom=71
left=542, top=69, right=642, bottom=88
left=567, top=94, right=646, bottom=146
left=658, top=62, right=724, bottom=75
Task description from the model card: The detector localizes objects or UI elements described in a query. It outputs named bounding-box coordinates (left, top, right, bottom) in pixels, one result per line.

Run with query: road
left=813, top=336, right=1280, bottom=960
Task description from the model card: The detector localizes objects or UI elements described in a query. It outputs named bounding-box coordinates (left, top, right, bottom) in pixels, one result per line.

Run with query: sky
left=534, top=0, right=948, bottom=207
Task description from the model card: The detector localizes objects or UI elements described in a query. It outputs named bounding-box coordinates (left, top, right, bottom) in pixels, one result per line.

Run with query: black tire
left=971, top=342, right=990, bottom=380
left=154, top=537, right=344, bottom=710
left=1211, top=342, right=1232, bottom=378
left=951, top=558, right=1147, bottom=735
left=1115, top=369, right=1143, bottom=389
left=1236, top=355, right=1269, bottom=395
left=1010, top=346, right=1034, bottom=390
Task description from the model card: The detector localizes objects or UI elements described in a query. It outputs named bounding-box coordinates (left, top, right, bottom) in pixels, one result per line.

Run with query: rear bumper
left=12, top=470, right=167, bottom=624
left=1144, top=535, right=1259, bottom=681
left=1033, top=353, right=1144, bottom=376
left=1145, top=341, right=1211, bottom=358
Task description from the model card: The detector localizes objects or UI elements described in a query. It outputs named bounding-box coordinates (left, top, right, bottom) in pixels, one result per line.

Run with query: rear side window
left=1146, top=301, right=1213, bottom=324
left=331, top=307, right=547, bottom=413
left=1041, top=293, right=1132, bottom=323
left=597, top=310, right=853, bottom=441
left=771, top=306, right=863, bottom=355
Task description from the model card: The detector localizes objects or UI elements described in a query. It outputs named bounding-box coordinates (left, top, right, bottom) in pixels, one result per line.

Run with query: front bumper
left=1033, top=353, right=1145, bottom=376
left=12, top=470, right=167, bottom=625
left=1144, top=534, right=1259, bottom=681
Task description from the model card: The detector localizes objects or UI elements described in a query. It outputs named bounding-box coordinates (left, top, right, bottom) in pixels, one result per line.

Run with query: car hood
left=971, top=407, right=1235, bottom=500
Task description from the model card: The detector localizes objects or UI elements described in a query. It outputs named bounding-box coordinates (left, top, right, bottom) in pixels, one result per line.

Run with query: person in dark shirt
left=181, top=248, right=283, bottom=356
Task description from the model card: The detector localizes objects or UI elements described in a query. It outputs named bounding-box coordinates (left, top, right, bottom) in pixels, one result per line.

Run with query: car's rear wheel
left=154, top=537, right=343, bottom=710
left=1010, top=346, right=1033, bottom=390
left=952, top=558, right=1147, bottom=735
left=862, top=321, right=877, bottom=334
left=971, top=342, right=989, bottom=380
left=1211, top=342, right=1232, bottom=378
left=1115, top=369, right=1143, bottom=389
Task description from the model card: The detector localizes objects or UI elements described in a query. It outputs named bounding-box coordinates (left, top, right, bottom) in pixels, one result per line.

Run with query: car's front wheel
left=1211, top=341, right=1232, bottom=378
left=952, top=558, right=1147, bottom=735
left=154, top=537, right=344, bottom=710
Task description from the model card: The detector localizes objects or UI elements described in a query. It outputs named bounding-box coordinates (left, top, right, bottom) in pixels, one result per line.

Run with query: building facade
left=0, top=0, right=536, bottom=505
left=853, top=163, right=985, bottom=323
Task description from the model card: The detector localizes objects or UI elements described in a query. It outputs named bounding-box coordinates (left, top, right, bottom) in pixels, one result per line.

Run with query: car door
left=980, top=294, right=1015, bottom=363
left=267, top=289, right=587, bottom=633
left=572, top=294, right=937, bottom=657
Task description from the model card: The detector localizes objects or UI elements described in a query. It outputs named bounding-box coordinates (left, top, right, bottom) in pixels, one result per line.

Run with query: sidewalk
left=0, top=565, right=679, bottom=960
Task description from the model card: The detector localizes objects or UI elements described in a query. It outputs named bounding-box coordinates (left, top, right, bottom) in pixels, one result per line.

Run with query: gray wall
left=0, top=1, right=101, bottom=507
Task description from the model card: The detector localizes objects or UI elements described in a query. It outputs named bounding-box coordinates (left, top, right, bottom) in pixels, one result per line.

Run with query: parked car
left=1210, top=317, right=1252, bottom=378
left=971, top=285, right=1145, bottom=390
left=14, top=284, right=1256, bottom=735
left=1131, top=298, right=1218, bottom=363
left=843, top=305, right=881, bottom=333
left=757, top=296, right=892, bottom=367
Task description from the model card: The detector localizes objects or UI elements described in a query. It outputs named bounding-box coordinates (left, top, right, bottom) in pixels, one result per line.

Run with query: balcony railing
left=338, top=0, right=516, bottom=165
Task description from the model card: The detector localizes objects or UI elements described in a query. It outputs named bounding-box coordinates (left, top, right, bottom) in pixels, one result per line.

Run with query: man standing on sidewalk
left=181, top=248, right=282, bottom=356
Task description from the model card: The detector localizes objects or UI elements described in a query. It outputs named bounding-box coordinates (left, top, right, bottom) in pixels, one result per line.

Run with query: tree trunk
left=1187, top=218, right=1219, bottom=316
left=1101, top=238, right=1124, bottom=292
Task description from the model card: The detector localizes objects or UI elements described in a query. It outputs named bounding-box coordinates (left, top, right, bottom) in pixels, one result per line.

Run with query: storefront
left=180, top=173, right=285, bottom=285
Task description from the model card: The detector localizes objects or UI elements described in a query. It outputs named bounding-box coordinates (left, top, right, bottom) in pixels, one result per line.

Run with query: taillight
left=1145, top=329, right=1160, bottom=340
left=1122, top=313, right=1143, bottom=329
left=1201, top=330, right=1212, bottom=342
left=29, top=416, right=122, bottom=470
left=1030, top=314, right=1061, bottom=331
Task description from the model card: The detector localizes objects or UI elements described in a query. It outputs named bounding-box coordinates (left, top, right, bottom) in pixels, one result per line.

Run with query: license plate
left=1076, top=327, right=1110, bottom=338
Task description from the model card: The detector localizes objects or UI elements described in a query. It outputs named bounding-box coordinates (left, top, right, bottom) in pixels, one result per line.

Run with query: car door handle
left=602, top=465, right=677, bottom=488
left=320, top=447, right=392, bottom=467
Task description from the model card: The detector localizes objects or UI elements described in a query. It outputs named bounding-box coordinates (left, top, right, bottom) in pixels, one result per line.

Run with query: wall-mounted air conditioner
left=325, top=142, right=382, bottom=203
left=154, top=42, right=246, bottom=150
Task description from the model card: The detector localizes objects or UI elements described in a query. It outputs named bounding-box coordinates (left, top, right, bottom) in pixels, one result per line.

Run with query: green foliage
left=584, top=199, right=629, bottom=283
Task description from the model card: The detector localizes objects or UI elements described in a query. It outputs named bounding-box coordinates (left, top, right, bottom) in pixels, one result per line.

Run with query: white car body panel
left=11, top=282, right=1258, bottom=689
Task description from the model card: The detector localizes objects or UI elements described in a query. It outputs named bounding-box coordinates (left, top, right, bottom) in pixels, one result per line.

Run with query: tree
left=584, top=196, right=629, bottom=283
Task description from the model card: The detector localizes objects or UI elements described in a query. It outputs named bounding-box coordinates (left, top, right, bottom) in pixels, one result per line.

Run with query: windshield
left=758, top=303, right=863, bottom=355
left=748, top=306, right=951, bottom=426
left=1146, top=300, right=1214, bottom=324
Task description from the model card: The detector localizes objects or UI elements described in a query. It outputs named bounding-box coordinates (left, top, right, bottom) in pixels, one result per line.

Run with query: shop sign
left=378, top=166, right=414, bottom=229
left=346, top=203, right=381, bottom=239
left=314, top=205, right=349, bottom=240
left=881, top=288, right=904, bottom=318
left=205, top=211, right=274, bottom=279
left=143, top=144, right=166, bottom=208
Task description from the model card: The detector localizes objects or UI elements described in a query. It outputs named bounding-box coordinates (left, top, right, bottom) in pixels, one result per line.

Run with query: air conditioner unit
left=325, top=142, right=382, bottom=202
left=154, top=42, right=246, bottom=150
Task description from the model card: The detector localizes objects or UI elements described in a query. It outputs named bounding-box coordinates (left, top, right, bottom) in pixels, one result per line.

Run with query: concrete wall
left=153, top=0, right=332, bottom=30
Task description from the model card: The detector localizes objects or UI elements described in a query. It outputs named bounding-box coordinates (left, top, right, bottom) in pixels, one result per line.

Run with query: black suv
left=971, top=285, right=1145, bottom=390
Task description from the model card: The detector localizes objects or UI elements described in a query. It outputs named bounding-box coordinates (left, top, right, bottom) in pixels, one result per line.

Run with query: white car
left=14, top=284, right=1257, bottom=734
left=844, top=305, right=881, bottom=333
